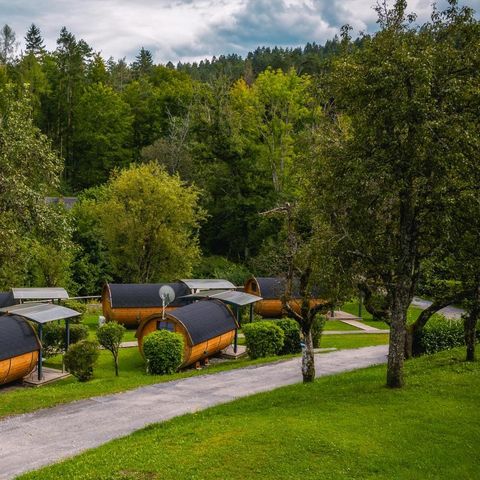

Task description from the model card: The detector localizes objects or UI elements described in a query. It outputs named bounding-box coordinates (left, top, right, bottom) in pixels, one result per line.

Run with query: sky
left=1, top=0, right=479, bottom=64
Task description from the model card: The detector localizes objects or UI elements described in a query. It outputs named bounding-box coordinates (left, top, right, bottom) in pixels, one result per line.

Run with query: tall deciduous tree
left=0, top=24, right=18, bottom=64
left=310, top=0, right=479, bottom=387
left=78, top=163, right=205, bottom=283
left=73, top=83, right=133, bottom=188
left=0, top=84, right=72, bottom=289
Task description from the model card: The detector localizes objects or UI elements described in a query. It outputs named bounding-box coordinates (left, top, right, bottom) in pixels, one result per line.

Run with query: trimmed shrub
left=312, top=314, right=327, bottom=348
left=415, top=316, right=466, bottom=355
left=41, top=322, right=89, bottom=357
left=97, top=322, right=126, bottom=376
left=143, top=330, right=184, bottom=375
left=243, top=321, right=284, bottom=359
left=277, top=319, right=302, bottom=354
left=64, top=340, right=99, bottom=382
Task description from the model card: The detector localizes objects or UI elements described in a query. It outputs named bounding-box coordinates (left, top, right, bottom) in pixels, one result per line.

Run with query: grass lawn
left=20, top=347, right=480, bottom=480
left=83, top=313, right=137, bottom=342
left=0, top=333, right=389, bottom=419
left=321, top=334, right=389, bottom=350
left=324, top=320, right=360, bottom=331
left=341, top=301, right=436, bottom=330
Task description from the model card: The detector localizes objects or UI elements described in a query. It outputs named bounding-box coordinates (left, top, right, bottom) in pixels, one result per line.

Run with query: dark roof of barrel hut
left=106, top=283, right=190, bottom=308
left=0, top=314, right=40, bottom=361
left=169, top=300, right=237, bottom=346
left=0, top=292, right=14, bottom=308
left=253, top=277, right=321, bottom=300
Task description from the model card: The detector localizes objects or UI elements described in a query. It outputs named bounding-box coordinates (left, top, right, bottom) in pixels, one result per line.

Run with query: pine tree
left=25, top=23, right=45, bottom=56
left=132, top=47, right=153, bottom=77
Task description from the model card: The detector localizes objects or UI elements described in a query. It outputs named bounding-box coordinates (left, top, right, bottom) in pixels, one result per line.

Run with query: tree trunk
left=387, top=287, right=409, bottom=388
left=302, top=327, right=315, bottom=383
left=464, top=312, right=477, bottom=362
left=464, top=287, right=480, bottom=362
left=114, top=355, right=119, bottom=376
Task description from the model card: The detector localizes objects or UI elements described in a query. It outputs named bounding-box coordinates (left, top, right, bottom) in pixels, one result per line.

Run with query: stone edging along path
left=0, top=345, right=388, bottom=480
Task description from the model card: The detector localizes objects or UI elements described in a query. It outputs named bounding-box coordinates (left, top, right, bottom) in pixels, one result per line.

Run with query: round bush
left=277, top=319, right=302, bottom=354
left=243, top=321, right=284, bottom=359
left=64, top=340, right=99, bottom=382
left=143, top=330, right=184, bottom=375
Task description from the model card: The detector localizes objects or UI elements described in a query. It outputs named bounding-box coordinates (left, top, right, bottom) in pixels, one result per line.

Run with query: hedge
left=277, top=319, right=302, bottom=354
left=42, top=322, right=89, bottom=357
left=415, top=317, right=468, bottom=355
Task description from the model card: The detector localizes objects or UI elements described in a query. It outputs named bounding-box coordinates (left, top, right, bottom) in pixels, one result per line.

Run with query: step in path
left=0, top=345, right=388, bottom=480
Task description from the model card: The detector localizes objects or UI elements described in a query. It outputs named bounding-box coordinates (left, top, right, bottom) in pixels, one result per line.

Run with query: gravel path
left=0, top=345, right=387, bottom=480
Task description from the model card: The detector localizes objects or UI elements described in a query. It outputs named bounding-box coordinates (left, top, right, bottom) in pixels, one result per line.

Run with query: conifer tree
left=25, top=23, right=45, bottom=56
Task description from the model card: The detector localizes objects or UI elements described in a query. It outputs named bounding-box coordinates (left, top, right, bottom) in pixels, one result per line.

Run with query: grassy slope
left=20, top=347, right=479, bottom=480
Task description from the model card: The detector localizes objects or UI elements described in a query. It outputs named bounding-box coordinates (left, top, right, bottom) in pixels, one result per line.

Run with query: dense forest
left=0, top=20, right=349, bottom=292
left=0, top=0, right=478, bottom=386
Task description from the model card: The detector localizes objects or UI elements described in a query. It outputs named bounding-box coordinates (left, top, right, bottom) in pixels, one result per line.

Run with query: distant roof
left=179, top=279, right=236, bottom=291
left=250, top=277, right=322, bottom=300
left=0, top=314, right=40, bottom=361
left=0, top=303, right=80, bottom=324
left=181, top=289, right=262, bottom=307
left=105, top=283, right=190, bottom=308
left=0, top=291, right=14, bottom=308
left=11, top=287, right=69, bottom=300
left=45, top=197, right=78, bottom=210
left=168, top=300, right=237, bottom=346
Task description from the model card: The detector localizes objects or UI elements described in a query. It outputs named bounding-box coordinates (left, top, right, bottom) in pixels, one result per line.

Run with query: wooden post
left=249, top=303, right=254, bottom=323
left=38, top=323, right=43, bottom=381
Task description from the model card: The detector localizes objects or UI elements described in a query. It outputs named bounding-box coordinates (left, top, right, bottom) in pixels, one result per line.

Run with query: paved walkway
left=0, top=346, right=387, bottom=480
left=411, top=297, right=464, bottom=319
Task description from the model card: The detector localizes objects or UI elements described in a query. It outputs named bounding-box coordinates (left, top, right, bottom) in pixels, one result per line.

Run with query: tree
left=231, top=68, right=313, bottom=195
left=0, top=24, right=18, bottom=64
left=78, top=163, right=205, bottom=283
left=0, top=84, right=71, bottom=289
left=25, top=24, right=45, bottom=57
left=310, top=0, right=479, bottom=387
left=132, top=47, right=153, bottom=77
left=97, top=322, right=125, bottom=376
left=73, top=83, right=133, bottom=188
left=262, top=203, right=351, bottom=382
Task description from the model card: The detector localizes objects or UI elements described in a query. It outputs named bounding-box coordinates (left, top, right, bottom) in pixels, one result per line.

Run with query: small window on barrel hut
left=157, top=320, right=174, bottom=332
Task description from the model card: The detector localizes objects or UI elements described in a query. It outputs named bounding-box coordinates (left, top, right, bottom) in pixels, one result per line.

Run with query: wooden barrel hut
left=244, top=277, right=326, bottom=318
left=136, top=299, right=238, bottom=368
left=102, top=283, right=191, bottom=327
left=0, top=314, right=40, bottom=385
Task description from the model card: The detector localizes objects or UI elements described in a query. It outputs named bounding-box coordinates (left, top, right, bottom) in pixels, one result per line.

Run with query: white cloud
left=0, top=0, right=478, bottom=63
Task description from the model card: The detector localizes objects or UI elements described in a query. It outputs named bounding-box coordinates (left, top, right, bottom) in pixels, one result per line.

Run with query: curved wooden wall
left=0, top=351, right=39, bottom=385
left=102, top=294, right=177, bottom=327
left=136, top=316, right=234, bottom=368
left=244, top=278, right=325, bottom=318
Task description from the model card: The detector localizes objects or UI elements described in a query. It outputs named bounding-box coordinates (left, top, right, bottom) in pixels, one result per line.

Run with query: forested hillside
left=0, top=22, right=346, bottom=291
left=1, top=0, right=479, bottom=386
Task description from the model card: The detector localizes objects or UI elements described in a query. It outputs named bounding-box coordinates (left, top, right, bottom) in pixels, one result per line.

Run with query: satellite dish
left=159, top=285, right=175, bottom=306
